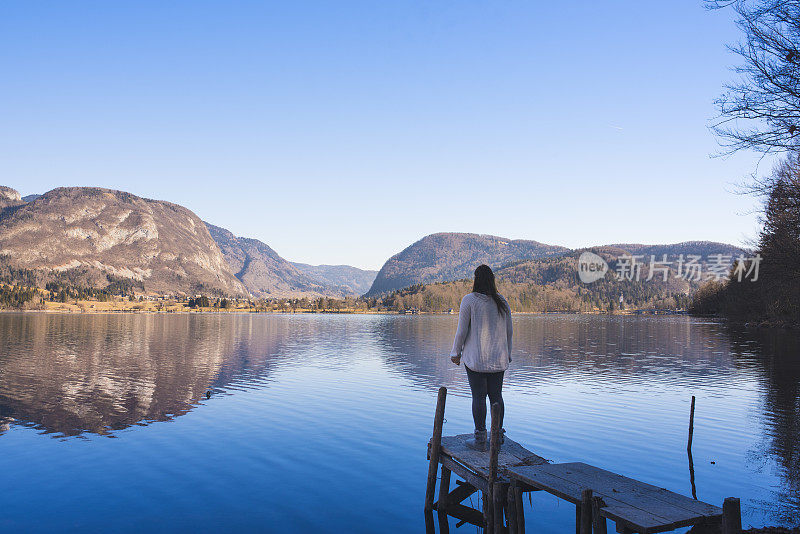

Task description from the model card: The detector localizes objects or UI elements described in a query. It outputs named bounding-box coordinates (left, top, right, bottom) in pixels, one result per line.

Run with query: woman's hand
left=451, top=354, right=461, bottom=365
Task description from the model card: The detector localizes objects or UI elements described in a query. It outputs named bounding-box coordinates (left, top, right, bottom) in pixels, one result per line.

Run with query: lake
left=0, top=313, right=798, bottom=532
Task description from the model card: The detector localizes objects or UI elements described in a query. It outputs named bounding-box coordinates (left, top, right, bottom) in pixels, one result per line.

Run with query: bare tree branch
left=708, top=0, right=800, bottom=154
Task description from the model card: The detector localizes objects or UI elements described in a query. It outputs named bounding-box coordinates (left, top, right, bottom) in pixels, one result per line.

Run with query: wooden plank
left=509, top=465, right=586, bottom=504
left=446, top=480, right=478, bottom=505
left=443, top=502, right=485, bottom=527
left=564, top=463, right=722, bottom=518
left=440, top=434, right=547, bottom=481
left=439, top=454, right=488, bottom=493
left=510, top=462, right=721, bottom=524
left=508, top=464, right=696, bottom=533
left=599, top=500, right=696, bottom=533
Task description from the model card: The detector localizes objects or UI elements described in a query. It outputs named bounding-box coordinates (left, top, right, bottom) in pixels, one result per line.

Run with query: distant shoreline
left=1, top=307, right=689, bottom=317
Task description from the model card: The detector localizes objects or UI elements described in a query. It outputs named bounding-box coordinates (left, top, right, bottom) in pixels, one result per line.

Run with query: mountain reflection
left=0, top=313, right=290, bottom=437
left=372, top=315, right=746, bottom=392
left=373, top=314, right=800, bottom=524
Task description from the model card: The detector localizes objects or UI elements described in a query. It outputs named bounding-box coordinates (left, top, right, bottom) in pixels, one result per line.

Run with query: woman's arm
left=449, top=296, right=471, bottom=361
left=505, top=303, right=513, bottom=362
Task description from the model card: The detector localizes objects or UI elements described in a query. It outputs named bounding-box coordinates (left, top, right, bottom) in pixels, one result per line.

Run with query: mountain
left=292, top=263, right=377, bottom=296
left=380, top=248, right=698, bottom=313
left=0, top=187, right=245, bottom=295
left=380, top=242, right=752, bottom=313
left=0, top=186, right=25, bottom=210
left=206, top=223, right=363, bottom=298
left=606, top=241, right=750, bottom=258
left=364, top=232, right=569, bottom=296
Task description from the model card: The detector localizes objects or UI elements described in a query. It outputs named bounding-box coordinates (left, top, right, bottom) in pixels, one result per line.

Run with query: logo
left=578, top=251, right=608, bottom=284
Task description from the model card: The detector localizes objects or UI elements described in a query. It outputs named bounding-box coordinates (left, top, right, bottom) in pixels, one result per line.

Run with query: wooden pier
left=425, top=387, right=742, bottom=534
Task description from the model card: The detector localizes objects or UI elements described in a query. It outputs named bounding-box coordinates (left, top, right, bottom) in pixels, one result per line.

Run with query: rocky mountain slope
left=366, top=234, right=750, bottom=297
left=0, top=186, right=25, bottom=210
left=205, top=223, right=342, bottom=298
left=606, top=241, right=749, bottom=258
left=379, top=244, right=750, bottom=313
left=365, top=232, right=569, bottom=296
left=292, top=263, right=377, bottom=296
left=0, top=187, right=245, bottom=295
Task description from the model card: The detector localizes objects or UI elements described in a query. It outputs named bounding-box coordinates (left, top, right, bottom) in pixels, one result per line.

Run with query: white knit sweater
left=449, top=292, right=513, bottom=373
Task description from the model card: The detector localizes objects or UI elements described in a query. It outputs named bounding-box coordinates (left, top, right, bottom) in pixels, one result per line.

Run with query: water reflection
left=0, top=313, right=797, bottom=530
left=373, top=314, right=800, bottom=526
left=373, top=315, right=747, bottom=394
left=0, top=313, right=290, bottom=437
left=727, top=325, right=800, bottom=525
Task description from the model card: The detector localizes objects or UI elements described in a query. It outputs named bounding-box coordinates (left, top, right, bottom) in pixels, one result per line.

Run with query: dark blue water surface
left=0, top=313, right=798, bottom=532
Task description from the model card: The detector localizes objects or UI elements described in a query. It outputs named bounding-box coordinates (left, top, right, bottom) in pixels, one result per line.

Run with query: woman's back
left=450, top=291, right=513, bottom=373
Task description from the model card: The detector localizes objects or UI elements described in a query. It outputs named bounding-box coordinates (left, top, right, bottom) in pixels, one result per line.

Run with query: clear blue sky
left=0, top=1, right=771, bottom=270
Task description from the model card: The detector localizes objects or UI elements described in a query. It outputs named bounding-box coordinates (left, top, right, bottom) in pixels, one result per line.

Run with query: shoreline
left=1, top=307, right=692, bottom=317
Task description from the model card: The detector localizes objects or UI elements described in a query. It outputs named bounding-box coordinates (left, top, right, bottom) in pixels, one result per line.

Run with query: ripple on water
left=0, top=313, right=797, bottom=531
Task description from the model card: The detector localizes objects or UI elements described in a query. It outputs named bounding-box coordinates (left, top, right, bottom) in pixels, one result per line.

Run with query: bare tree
left=709, top=0, right=800, bottom=155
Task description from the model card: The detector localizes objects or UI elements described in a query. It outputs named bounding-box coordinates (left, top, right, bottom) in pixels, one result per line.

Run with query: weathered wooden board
left=439, top=434, right=548, bottom=480
left=563, top=463, right=722, bottom=517
left=507, top=462, right=723, bottom=534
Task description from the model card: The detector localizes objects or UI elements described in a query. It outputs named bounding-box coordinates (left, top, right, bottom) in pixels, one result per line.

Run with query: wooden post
left=507, top=481, right=518, bottom=534
left=493, top=483, right=506, bottom=533
left=575, top=505, right=581, bottom=534
left=424, top=510, right=436, bottom=534
left=437, top=508, right=451, bottom=534
left=687, top=395, right=696, bottom=452
left=722, top=497, right=742, bottom=534
left=487, top=402, right=503, bottom=533
left=515, top=484, right=525, bottom=534
left=438, top=466, right=452, bottom=512
left=580, top=489, right=593, bottom=534
left=425, top=387, right=447, bottom=512
left=592, top=496, right=607, bottom=534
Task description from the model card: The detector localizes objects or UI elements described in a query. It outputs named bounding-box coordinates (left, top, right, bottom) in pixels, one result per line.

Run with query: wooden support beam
left=438, top=466, right=452, bottom=512
left=493, top=482, right=507, bottom=534
left=592, top=496, right=608, bottom=534
left=580, top=489, right=593, bottom=534
left=425, top=387, right=447, bottom=512
left=445, top=502, right=486, bottom=527
left=515, top=484, right=525, bottom=534
left=576, top=505, right=582, bottom=534
left=722, top=497, right=742, bottom=534
left=507, top=481, right=518, bottom=534
left=424, top=510, right=435, bottom=534
left=437, top=509, right=451, bottom=534
left=487, top=402, right=502, bottom=533
left=483, top=489, right=490, bottom=532
left=507, top=485, right=517, bottom=533
left=446, top=480, right=478, bottom=505
left=439, top=454, right=487, bottom=493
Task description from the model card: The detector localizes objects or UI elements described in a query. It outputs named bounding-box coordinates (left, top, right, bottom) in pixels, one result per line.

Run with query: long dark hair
left=472, top=264, right=508, bottom=316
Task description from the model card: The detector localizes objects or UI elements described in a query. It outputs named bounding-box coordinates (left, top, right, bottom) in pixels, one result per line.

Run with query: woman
left=450, top=264, right=512, bottom=450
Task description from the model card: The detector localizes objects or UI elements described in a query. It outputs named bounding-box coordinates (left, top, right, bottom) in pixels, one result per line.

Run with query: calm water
left=0, top=313, right=798, bottom=532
